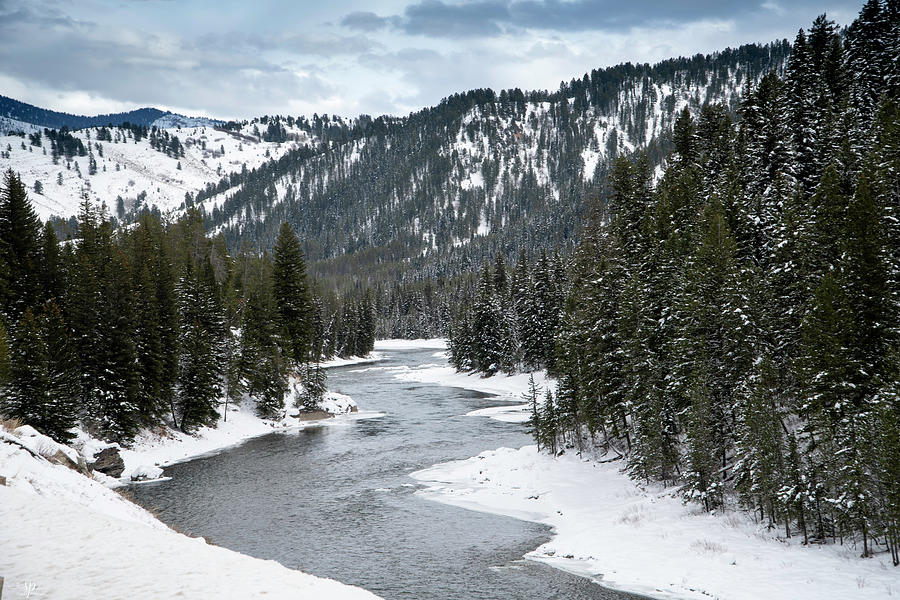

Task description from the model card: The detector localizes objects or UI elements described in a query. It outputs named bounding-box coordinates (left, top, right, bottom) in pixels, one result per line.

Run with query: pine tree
left=734, top=356, right=787, bottom=528
left=272, top=222, right=313, bottom=368
left=42, top=301, right=79, bottom=441
left=4, top=309, right=50, bottom=432
left=175, top=260, right=224, bottom=432
left=0, top=170, right=43, bottom=320
left=523, top=374, right=544, bottom=450
left=39, top=222, right=64, bottom=303
left=297, top=362, right=327, bottom=411
left=241, top=259, right=287, bottom=418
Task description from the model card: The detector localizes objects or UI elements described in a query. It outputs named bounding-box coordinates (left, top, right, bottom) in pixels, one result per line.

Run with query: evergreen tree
left=273, top=222, right=313, bottom=368
left=4, top=309, right=50, bottom=432
left=175, top=260, right=224, bottom=432
left=0, top=170, right=42, bottom=320
left=42, top=301, right=80, bottom=441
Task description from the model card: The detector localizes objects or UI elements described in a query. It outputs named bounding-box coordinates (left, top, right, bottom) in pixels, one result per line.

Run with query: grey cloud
left=0, top=4, right=336, bottom=118
left=401, top=0, right=508, bottom=37
left=194, top=30, right=379, bottom=57
left=361, top=0, right=838, bottom=39
left=340, top=11, right=390, bottom=32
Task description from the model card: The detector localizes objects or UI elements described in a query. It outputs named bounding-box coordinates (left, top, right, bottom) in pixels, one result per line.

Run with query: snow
left=373, top=338, right=448, bottom=350
left=321, top=351, right=385, bottom=368
left=387, top=358, right=550, bottom=403
left=465, top=404, right=531, bottom=423
left=0, top=123, right=306, bottom=221
left=408, top=366, right=900, bottom=600
left=0, top=425, right=381, bottom=600
left=72, top=376, right=379, bottom=484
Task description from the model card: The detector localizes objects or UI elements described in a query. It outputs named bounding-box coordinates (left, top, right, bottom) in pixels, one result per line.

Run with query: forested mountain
left=197, top=43, right=791, bottom=281
left=450, top=3, right=900, bottom=564
left=1, top=40, right=793, bottom=339
left=0, top=95, right=220, bottom=130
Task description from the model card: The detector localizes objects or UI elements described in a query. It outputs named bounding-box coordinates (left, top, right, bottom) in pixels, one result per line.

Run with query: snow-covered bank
left=76, top=376, right=381, bottom=484
left=322, top=351, right=385, bottom=369
left=406, top=360, right=900, bottom=600
left=0, top=425, right=381, bottom=600
left=374, top=338, right=447, bottom=350
left=412, top=446, right=899, bottom=600
left=388, top=358, right=550, bottom=405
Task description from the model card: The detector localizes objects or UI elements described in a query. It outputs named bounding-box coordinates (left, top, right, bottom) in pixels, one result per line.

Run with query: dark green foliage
left=176, top=260, right=224, bottom=432
left=297, top=362, right=327, bottom=411
left=447, top=2, right=900, bottom=561
left=273, top=222, right=313, bottom=367
left=3, top=305, right=78, bottom=441
left=0, top=170, right=43, bottom=320
left=0, top=189, right=331, bottom=443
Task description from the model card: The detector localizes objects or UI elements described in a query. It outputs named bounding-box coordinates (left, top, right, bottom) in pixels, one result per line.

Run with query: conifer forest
left=2, top=1, right=900, bottom=597
left=449, top=4, right=900, bottom=563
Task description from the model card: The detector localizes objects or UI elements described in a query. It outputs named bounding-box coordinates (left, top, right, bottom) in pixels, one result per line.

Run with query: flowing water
left=132, top=347, right=644, bottom=600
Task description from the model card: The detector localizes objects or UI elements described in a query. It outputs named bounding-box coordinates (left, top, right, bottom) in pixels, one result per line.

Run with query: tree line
left=450, top=3, right=900, bottom=564
left=0, top=172, right=374, bottom=445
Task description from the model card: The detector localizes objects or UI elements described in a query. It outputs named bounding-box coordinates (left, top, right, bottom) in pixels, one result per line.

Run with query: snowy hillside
left=197, top=42, right=789, bottom=271
left=0, top=121, right=314, bottom=222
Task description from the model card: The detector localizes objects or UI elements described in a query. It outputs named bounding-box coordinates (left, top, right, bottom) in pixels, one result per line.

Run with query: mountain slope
left=1, top=41, right=791, bottom=273
left=0, top=120, right=314, bottom=222
left=0, top=94, right=221, bottom=130
left=195, top=42, right=791, bottom=282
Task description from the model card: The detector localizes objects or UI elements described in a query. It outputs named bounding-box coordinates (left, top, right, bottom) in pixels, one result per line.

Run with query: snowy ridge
left=0, top=120, right=313, bottom=221
left=151, top=113, right=223, bottom=129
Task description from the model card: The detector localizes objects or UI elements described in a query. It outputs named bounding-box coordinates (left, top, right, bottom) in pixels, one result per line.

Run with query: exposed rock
left=0, top=475, right=6, bottom=486
left=50, top=449, right=93, bottom=477
left=293, top=410, right=334, bottom=422
left=89, top=447, right=125, bottom=478
left=350, top=405, right=358, bottom=413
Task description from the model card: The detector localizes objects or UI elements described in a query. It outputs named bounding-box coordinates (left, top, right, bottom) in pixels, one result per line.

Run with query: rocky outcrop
left=50, top=449, right=93, bottom=477
left=293, top=410, right=334, bottom=422
left=89, top=447, right=125, bottom=478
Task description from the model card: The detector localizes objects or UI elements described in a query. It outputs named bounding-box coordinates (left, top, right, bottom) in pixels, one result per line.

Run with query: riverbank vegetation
left=0, top=173, right=375, bottom=445
left=449, top=3, right=900, bottom=564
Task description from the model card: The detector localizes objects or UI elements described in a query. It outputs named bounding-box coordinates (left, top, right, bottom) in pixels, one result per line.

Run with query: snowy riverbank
left=401, top=357, right=900, bottom=600
left=73, top=354, right=384, bottom=485
left=0, top=424, right=382, bottom=600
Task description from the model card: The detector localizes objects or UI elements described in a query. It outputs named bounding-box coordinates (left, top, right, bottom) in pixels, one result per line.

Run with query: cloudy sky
left=0, top=0, right=863, bottom=120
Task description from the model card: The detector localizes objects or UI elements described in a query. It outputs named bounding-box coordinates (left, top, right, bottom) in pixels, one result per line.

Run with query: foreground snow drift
left=412, top=447, right=899, bottom=600
left=0, top=426, right=381, bottom=600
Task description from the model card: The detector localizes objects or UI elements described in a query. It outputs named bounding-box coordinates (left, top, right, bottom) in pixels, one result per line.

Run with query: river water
left=132, top=347, right=643, bottom=600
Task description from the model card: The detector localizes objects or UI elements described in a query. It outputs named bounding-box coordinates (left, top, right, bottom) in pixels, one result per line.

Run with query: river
left=131, top=347, right=644, bottom=600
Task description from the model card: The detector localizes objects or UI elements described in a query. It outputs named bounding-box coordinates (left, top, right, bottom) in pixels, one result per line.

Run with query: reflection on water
left=132, top=348, right=645, bottom=600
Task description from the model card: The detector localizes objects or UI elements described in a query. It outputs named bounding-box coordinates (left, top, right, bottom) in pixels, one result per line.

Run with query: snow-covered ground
left=373, top=338, right=448, bottom=350
left=0, top=424, right=381, bottom=600
left=72, top=361, right=382, bottom=485
left=321, top=351, right=385, bottom=368
left=402, top=363, right=900, bottom=600
left=0, top=122, right=312, bottom=221
left=75, top=394, right=380, bottom=485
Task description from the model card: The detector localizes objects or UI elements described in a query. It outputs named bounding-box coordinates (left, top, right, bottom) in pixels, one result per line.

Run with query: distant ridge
left=0, top=95, right=222, bottom=130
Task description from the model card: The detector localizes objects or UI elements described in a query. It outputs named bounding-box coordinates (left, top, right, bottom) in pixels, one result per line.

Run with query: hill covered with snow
left=0, top=120, right=314, bottom=222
